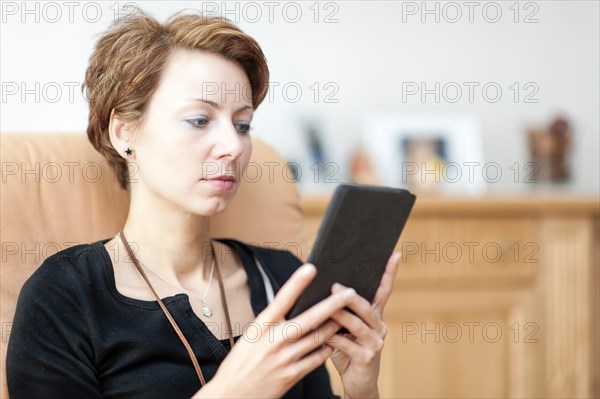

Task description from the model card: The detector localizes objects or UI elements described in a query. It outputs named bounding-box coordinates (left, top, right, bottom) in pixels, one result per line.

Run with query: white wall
left=2, top=1, right=598, bottom=194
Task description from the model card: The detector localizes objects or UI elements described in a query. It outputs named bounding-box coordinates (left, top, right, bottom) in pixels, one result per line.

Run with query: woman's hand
left=192, top=263, right=356, bottom=399
left=326, top=252, right=402, bottom=399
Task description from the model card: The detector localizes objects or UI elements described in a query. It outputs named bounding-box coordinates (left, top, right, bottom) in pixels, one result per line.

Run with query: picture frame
left=361, top=113, right=486, bottom=195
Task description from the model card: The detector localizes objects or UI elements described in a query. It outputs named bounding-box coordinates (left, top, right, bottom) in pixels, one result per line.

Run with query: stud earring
left=124, top=148, right=133, bottom=156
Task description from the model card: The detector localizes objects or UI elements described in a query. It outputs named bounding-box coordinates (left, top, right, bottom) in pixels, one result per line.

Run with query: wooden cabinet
left=301, top=196, right=599, bottom=398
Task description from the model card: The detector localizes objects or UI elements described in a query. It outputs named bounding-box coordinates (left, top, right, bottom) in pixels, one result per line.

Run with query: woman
left=6, top=10, right=400, bottom=399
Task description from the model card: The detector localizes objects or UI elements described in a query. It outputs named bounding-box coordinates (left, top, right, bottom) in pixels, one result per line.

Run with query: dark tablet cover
left=287, top=184, right=416, bottom=320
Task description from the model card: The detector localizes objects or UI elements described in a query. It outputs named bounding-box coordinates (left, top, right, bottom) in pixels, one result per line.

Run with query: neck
left=122, top=189, right=214, bottom=281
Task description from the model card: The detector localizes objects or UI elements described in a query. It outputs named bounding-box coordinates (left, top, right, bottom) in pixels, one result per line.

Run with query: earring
left=124, top=148, right=133, bottom=156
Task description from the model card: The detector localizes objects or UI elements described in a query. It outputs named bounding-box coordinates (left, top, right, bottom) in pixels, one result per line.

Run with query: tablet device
left=287, top=184, right=416, bottom=323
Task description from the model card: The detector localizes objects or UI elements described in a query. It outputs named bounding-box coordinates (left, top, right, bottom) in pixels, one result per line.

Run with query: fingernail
left=300, top=264, right=315, bottom=275
left=343, top=288, right=355, bottom=299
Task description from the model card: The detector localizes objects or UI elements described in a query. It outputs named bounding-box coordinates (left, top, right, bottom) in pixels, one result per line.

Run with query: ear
left=108, top=109, right=136, bottom=159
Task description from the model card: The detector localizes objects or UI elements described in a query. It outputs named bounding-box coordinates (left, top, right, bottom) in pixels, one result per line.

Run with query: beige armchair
left=0, top=132, right=309, bottom=398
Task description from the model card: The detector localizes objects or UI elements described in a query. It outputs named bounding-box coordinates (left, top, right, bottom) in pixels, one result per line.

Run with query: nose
left=212, top=122, right=245, bottom=161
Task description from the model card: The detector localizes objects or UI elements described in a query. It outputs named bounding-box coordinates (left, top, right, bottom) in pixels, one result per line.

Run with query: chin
left=186, top=196, right=233, bottom=217
left=173, top=182, right=240, bottom=216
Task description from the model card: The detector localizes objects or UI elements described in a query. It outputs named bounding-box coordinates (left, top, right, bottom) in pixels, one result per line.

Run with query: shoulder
left=217, top=238, right=305, bottom=288
left=19, top=241, right=106, bottom=302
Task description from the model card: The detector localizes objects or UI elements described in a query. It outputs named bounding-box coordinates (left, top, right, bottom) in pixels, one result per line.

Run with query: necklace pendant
left=202, top=304, right=213, bottom=318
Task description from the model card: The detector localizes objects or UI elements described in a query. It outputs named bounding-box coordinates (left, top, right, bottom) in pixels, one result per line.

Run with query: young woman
left=6, top=10, right=400, bottom=399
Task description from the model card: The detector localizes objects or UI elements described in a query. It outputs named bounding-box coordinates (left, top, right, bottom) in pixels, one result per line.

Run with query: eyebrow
left=187, top=98, right=254, bottom=114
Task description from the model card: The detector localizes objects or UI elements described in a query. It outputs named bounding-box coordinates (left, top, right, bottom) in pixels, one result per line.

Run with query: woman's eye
left=235, top=122, right=252, bottom=135
left=184, top=116, right=209, bottom=129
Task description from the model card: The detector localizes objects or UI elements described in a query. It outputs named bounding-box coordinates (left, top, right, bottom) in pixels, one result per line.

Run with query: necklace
left=130, top=246, right=217, bottom=318
left=118, top=230, right=235, bottom=386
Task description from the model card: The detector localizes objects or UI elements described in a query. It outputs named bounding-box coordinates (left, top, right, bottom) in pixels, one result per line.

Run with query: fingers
left=291, top=286, right=355, bottom=331
left=326, top=333, right=381, bottom=366
left=371, top=251, right=401, bottom=316
left=329, top=307, right=387, bottom=348
left=283, top=319, right=341, bottom=360
left=330, top=280, right=389, bottom=346
left=331, top=283, right=383, bottom=332
left=257, top=263, right=355, bottom=338
left=258, top=264, right=316, bottom=322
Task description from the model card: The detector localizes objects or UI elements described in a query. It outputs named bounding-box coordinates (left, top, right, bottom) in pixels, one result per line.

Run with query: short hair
left=83, top=10, right=270, bottom=189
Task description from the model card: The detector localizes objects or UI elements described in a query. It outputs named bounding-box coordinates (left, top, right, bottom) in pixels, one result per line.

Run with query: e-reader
left=287, top=184, right=416, bottom=325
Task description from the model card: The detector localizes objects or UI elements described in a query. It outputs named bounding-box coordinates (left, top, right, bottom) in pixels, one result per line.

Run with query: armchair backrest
left=0, top=132, right=308, bottom=397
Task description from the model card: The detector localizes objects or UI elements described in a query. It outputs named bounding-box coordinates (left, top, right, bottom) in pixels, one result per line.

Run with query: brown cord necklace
left=118, top=230, right=235, bottom=387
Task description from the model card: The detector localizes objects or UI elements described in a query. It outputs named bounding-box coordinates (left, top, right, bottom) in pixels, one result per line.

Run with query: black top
left=7, top=238, right=340, bottom=399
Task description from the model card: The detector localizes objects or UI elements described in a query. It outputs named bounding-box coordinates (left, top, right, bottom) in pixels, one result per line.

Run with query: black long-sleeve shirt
left=7, top=238, right=339, bottom=399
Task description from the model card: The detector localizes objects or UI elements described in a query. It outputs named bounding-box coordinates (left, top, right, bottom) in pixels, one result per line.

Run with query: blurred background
left=2, top=1, right=599, bottom=196
left=1, top=1, right=598, bottom=398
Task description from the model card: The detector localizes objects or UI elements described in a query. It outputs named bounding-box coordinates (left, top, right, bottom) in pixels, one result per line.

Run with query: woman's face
left=127, top=48, right=254, bottom=216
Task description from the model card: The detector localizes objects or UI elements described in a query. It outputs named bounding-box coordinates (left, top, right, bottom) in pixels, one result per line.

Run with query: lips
left=200, top=175, right=236, bottom=190
left=203, top=175, right=235, bottom=182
